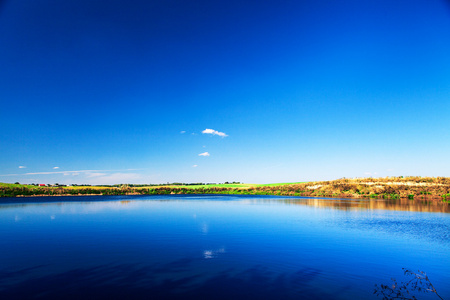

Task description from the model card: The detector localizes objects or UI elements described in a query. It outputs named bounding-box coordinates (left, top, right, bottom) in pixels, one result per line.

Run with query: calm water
left=0, top=195, right=449, bottom=299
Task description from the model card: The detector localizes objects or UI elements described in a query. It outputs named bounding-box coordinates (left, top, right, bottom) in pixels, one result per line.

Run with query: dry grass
left=250, top=177, right=450, bottom=200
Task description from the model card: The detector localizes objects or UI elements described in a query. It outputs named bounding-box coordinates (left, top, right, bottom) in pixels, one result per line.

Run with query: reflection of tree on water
left=272, top=198, right=450, bottom=213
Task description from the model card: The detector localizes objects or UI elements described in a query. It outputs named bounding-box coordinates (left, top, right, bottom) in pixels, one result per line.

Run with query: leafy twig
left=374, top=268, right=444, bottom=300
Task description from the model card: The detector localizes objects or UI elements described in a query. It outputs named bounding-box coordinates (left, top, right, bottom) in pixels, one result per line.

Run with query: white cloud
left=180, top=131, right=186, bottom=134
left=19, top=166, right=26, bottom=169
left=86, top=172, right=107, bottom=177
left=0, top=168, right=143, bottom=179
left=53, top=167, right=59, bottom=169
left=0, top=168, right=139, bottom=177
left=24, top=170, right=95, bottom=175
left=86, top=172, right=141, bottom=185
left=202, top=129, right=215, bottom=134
left=198, top=152, right=210, bottom=157
left=202, top=128, right=228, bottom=137
left=192, top=165, right=198, bottom=168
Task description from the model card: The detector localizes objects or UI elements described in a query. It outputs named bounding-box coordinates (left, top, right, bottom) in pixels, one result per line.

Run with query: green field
left=0, top=182, right=38, bottom=189
left=138, top=182, right=305, bottom=189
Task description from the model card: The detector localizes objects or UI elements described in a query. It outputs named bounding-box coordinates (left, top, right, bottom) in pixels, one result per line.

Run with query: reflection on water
left=1, top=195, right=449, bottom=213
left=251, top=197, right=450, bottom=213
left=0, top=195, right=449, bottom=299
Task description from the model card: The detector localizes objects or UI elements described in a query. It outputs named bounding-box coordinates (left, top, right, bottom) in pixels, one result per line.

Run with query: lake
left=0, top=195, right=449, bottom=299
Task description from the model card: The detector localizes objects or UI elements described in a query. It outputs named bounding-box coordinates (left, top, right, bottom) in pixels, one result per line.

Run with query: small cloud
left=198, top=152, right=210, bottom=157
left=19, top=166, right=26, bottom=169
left=191, top=133, right=196, bottom=135
left=180, top=131, right=186, bottom=134
left=192, top=165, right=198, bottom=168
left=202, top=128, right=228, bottom=137
left=364, top=172, right=372, bottom=175
left=53, top=167, right=59, bottom=169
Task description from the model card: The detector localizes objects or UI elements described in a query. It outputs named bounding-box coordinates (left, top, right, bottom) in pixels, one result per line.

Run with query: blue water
left=0, top=195, right=449, bottom=299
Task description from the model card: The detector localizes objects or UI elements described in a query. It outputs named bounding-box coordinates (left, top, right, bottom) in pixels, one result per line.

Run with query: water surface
left=0, top=195, right=449, bottom=299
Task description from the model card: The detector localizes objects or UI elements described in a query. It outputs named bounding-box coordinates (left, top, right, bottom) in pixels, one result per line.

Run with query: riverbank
left=1, top=177, right=450, bottom=202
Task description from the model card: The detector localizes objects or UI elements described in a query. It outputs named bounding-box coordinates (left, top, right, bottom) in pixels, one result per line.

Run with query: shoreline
left=4, top=189, right=448, bottom=202
left=2, top=177, right=450, bottom=203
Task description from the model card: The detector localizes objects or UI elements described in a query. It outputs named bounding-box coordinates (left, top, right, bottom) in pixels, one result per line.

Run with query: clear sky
left=1, top=0, right=449, bottom=185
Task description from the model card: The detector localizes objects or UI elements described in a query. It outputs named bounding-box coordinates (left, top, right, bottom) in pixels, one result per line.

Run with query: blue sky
left=1, top=0, right=449, bottom=185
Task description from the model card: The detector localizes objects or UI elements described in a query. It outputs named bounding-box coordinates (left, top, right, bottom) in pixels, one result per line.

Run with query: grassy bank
left=1, top=177, right=449, bottom=202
